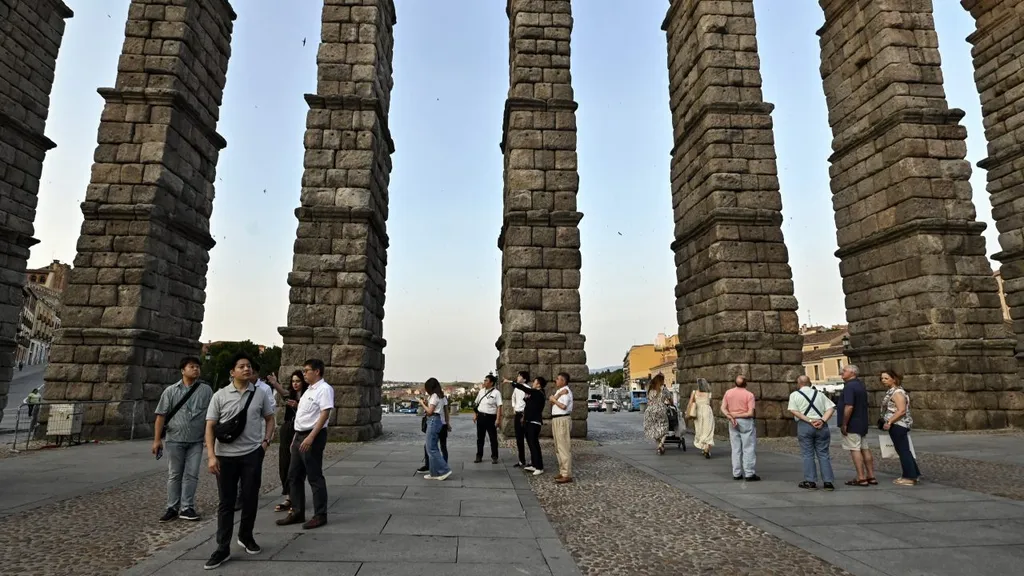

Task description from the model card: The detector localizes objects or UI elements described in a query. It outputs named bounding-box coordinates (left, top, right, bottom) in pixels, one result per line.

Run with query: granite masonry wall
left=42, top=0, right=235, bottom=437
left=818, top=0, right=1022, bottom=430
left=0, top=0, right=73, bottom=426
left=279, top=0, right=397, bottom=442
left=664, top=0, right=803, bottom=437
left=496, top=0, right=590, bottom=438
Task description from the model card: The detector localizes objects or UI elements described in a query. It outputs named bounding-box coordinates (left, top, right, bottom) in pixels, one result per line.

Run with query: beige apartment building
left=623, top=332, right=678, bottom=389
left=801, top=326, right=849, bottom=384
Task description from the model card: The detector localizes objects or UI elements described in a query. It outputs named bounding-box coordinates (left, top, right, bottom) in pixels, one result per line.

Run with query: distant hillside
left=589, top=365, right=620, bottom=374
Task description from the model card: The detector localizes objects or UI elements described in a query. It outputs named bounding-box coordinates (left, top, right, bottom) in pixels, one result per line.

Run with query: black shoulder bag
left=214, top=388, right=257, bottom=443
left=159, top=382, right=203, bottom=439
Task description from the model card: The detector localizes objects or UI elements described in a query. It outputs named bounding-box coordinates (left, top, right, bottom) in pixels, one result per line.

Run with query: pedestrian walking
left=274, top=370, right=307, bottom=512
left=152, top=356, right=213, bottom=522
left=643, top=373, right=671, bottom=454
left=473, top=374, right=502, bottom=464
left=880, top=369, right=921, bottom=486
left=549, top=372, right=574, bottom=484
left=418, top=382, right=450, bottom=474
left=420, top=378, right=453, bottom=481
left=203, top=352, right=276, bottom=570
left=507, top=375, right=547, bottom=475
left=277, top=359, right=334, bottom=530
left=839, top=364, right=877, bottom=486
left=721, top=375, right=759, bottom=481
left=511, top=370, right=529, bottom=468
left=787, top=375, right=835, bottom=491
left=686, top=378, right=715, bottom=458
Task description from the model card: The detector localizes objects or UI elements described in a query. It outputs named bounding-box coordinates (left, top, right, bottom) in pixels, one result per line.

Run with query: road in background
left=0, top=364, right=46, bottom=432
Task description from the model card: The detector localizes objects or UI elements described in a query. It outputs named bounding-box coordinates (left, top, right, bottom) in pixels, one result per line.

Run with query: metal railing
left=7, top=399, right=144, bottom=452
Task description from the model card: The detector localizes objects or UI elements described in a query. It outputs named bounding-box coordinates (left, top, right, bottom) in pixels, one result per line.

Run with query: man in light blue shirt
left=788, top=375, right=836, bottom=491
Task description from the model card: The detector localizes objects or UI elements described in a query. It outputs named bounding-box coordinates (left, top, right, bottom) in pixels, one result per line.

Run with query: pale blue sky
left=35, top=1, right=993, bottom=380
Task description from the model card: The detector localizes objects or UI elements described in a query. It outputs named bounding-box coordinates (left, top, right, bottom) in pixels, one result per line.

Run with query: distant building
left=801, top=325, right=849, bottom=384
left=994, top=269, right=1011, bottom=322
left=623, top=332, right=679, bottom=390
left=25, top=260, right=70, bottom=293
left=16, top=283, right=62, bottom=365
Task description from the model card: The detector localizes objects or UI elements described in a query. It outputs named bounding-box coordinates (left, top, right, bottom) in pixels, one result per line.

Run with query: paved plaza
left=1, top=413, right=1024, bottom=575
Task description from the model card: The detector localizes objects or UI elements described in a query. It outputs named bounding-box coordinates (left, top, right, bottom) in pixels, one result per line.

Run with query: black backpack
left=213, top=388, right=257, bottom=443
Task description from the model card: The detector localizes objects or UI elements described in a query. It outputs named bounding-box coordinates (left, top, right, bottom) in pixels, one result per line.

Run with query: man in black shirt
left=840, top=364, right=876, bottom=486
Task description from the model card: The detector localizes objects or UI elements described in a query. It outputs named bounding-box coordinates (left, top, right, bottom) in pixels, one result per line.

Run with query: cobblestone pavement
left=0, top=443, right=351, bottom=576
left=758, top=433, right=1024, bottom=501
left=527, top=449, right=851, bottom=576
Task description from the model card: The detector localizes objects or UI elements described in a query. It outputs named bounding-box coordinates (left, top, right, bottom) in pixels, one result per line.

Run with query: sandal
left=845, top=479, right=869, bottom=487
left=657, top=445, right=665, bottom=455
left=274, top=499, right=291, bottom=512
left=893, top=478, right=918, bottom=486
left=866, top=477, right=878, bottom=485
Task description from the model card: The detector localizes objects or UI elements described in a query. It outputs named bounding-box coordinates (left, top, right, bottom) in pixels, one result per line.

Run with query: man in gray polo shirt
left=203, top=352, right=275, bottom=571
left=152, top=356, right=213, bottom=522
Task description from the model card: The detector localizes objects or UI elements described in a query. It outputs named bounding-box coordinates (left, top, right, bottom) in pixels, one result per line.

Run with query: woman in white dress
left=687, top=378, right=715, bottom=458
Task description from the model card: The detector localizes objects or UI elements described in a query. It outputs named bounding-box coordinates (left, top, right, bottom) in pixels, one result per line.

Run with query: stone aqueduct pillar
left=42, top=0, right=236, bottom=436
left=0, top=0, right=73, bottom=426
left=963, top=0, right=1024, bottom=382
left=663, top=0, right=804, bottom=437
left=279, top=0, right=396, bottom=442
left=817, top=0, right=1023, bottom=429
left=496, top=0, right=590, bottom=438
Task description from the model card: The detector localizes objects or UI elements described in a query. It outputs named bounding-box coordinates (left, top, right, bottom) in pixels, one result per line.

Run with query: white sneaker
left=532, top=469, right=544, bottom=476
left=424, top=474, right=436, bottom=480
left=523, top=466, right=536, bottom=472
left=437, top=471, right=452, bottom=481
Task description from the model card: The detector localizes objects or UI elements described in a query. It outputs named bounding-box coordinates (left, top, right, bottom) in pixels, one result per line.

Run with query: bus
left=629, top=390, right=647, bottom=411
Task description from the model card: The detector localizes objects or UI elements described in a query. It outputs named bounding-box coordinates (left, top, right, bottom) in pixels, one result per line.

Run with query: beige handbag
left=686, top=393, right=697, bottom=419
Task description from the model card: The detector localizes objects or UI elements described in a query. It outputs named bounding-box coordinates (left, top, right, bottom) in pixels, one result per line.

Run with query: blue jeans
left=797, top=421, right=834, bottom=483
left=888, top=424, right=920, bottom=480
left=165, top=440, right=203, bottom=510
left=426, top=415, right=451, bottom=477
left=729, top=418, right=757, bottom=477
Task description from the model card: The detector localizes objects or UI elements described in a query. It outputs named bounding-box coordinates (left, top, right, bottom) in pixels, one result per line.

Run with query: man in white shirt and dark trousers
left=474, top=374, right=503, bottom=464
left=277, top=358, right=334, bottom=530
left=511, top=371, right=529, bottom=468
left=549, top=372, right=574, bottom=484
left=203, top=352, right=276, bottom=570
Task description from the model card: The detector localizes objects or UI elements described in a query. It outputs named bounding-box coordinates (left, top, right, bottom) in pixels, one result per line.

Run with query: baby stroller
left=663, top=404, right=686, bottom=451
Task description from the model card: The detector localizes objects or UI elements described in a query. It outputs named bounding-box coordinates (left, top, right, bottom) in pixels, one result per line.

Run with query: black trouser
left=279, top=421, right=295, bottom=495
left=514, top=412, right=526, bottom=464
left=888, top=425, right=921, bottom=480
left=216, top=447, right=263, bottom=551
left=289, top=430, right=328, bottom=517
left=476, top=412, right=499, bottom=459
left=422, top=424, right=448, bottom=464
left=525, top=421, right=543, bottom=470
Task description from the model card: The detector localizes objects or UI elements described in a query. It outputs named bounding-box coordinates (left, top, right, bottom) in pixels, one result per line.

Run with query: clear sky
left=35, top=0, right=994, bottom=380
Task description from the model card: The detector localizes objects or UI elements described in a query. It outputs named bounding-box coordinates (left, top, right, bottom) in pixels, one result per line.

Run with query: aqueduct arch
left=1, top=0, right=1022, bottom=437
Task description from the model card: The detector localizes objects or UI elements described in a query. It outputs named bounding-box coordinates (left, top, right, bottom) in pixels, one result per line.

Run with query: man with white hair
left=839, top=364, right=876, bottom=486
left=788, top=375, right=835, bottom=491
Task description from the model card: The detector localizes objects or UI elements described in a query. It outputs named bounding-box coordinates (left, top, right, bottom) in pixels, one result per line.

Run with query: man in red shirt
left=720, top=375, right=759, bottom=481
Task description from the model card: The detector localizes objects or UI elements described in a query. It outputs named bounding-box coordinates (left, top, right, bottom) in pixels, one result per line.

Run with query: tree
left=589, top=368, right=625, bottom=388
left=200, top=340, right=282, bottom=389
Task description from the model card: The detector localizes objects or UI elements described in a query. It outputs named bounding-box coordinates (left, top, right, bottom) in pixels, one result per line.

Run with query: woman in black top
left=509, top=376, right=547, bottom=475
left=275, top=370, right=306, bottom=511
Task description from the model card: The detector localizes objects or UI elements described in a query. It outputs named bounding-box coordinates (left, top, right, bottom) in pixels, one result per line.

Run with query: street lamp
left=841, top=334, right=850, bottom=351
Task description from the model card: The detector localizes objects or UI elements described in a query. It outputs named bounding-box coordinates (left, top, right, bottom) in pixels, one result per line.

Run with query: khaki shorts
left=842, top=433, right=870, bottom=451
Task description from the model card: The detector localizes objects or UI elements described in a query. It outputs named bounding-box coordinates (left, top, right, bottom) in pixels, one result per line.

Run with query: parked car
left=397, top=406, right=418, bottom=414
left=587, top=399, right=603, bottom=412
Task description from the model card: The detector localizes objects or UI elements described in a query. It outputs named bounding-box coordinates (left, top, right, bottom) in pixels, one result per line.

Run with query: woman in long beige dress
left=687, top=378, right=715, bottom=458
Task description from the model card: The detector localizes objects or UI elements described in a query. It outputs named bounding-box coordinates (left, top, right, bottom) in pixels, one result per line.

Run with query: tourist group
left=640, top=365, right=922, bottom=491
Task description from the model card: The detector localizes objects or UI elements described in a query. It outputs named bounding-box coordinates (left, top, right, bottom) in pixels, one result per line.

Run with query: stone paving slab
left=607, top=439, right=1024, bottom=576
left=124, top=443, right=581, bottom=575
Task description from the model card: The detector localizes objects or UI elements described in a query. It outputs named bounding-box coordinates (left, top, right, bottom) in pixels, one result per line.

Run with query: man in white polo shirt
left=473, top=374, right=503, bottom=464
left=276, top=358, right=334, bottom=530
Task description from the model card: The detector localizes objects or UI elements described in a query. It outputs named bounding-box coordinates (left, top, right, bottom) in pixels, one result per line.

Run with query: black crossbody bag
left=159, top=382, right=203, bottom=439
left=214, top=388, right=257, bottom=443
